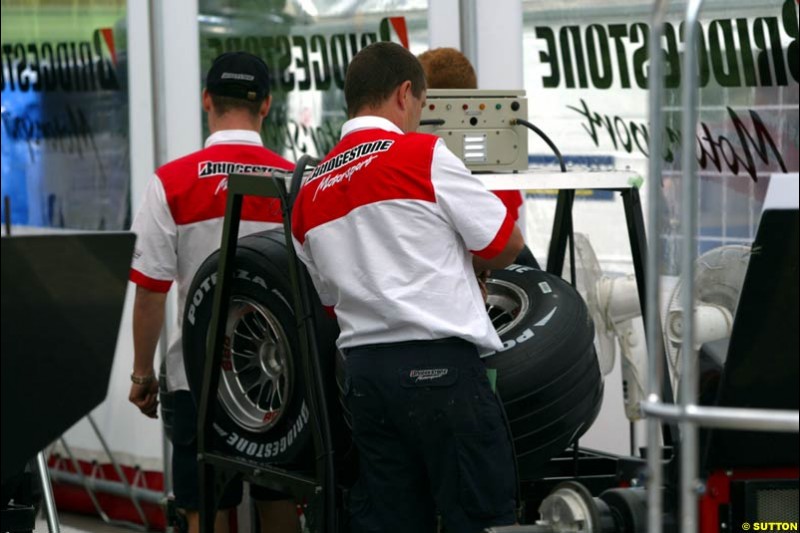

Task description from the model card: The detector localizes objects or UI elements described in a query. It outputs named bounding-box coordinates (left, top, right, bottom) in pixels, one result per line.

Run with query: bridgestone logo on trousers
left=409, top=369, right=449, bottom=383
left=224, top=402, right=309, bottom=458
left=198, top=161, right=279, bottom=179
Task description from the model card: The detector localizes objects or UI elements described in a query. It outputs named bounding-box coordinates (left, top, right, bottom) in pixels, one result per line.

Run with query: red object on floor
left=699, top=467, right=800, bottom=533
left=48, top=455, right=167, bottom=531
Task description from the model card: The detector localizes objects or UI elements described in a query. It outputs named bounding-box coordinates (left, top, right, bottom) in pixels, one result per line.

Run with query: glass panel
left=522, top=0, right=798, bottom=454
left=522, top=0, right=655, bottom=273
left=198, top=0, right=428, bottom=160
left=1, top=0, right=129, bottom=230
left=522, top=0, right=799, bottom=273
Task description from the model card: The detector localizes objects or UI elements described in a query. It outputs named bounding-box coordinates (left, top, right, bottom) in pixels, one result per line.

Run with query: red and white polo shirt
left=130, top=129, right=293, bottom=392
left=291, top=116, right=513, bottom=353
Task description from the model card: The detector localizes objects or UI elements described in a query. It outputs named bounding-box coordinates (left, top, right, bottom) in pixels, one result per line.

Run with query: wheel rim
left=217, top=297, right=293, bottom=433
left=486, top=278, right=530, bottom=337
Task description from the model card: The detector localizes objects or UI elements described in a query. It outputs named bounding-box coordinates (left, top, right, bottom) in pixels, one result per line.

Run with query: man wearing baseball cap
left=128, top=52, right=299, bottom=533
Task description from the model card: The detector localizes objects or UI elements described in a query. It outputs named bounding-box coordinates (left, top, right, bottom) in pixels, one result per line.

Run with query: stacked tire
left=485, top=265, right=602, bottom=478
left=336, top=263, right=603, bottom=480
left=182, top=230, right=339, bottom=465
left=185, top=233, right=602, bottom=480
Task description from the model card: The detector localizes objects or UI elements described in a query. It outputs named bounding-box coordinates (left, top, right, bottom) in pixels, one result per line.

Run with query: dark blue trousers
left=343, top=338, right=516, bottom=533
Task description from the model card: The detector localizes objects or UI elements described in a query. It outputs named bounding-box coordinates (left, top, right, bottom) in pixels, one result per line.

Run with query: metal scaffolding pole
left=645, top=2, right=670, bottom=532
left=642, top=1, right=800, bottom=533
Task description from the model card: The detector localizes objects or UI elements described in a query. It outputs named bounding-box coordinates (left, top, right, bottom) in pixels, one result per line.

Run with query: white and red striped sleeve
left=129, top=175, right=177, bottom=292
left=430, top=140, right=514, bottom=259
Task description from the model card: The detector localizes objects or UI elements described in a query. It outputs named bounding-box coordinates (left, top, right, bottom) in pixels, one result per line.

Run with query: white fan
left=663, top=245, right=751, bottom=392
left=571, top=234, right=645, bottom=420
left=570, top=236, right=752, bottom=422
left=571, top=234, right=640, bottom=374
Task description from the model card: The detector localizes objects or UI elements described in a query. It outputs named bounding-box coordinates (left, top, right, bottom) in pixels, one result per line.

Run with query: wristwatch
left=130, top=372, right=156, bottom=385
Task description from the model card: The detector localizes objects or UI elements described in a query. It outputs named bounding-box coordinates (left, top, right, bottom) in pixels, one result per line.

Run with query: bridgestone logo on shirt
left=312, top=154, right=379, bottom=201
left=306, top=139, right=394, bottom=183
left=198, top=161, right=278, bottom=178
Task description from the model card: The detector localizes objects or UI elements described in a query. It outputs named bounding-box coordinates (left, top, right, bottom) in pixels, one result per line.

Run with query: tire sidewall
left=484, top=264, right=595, bottom=400
left=183, top=251, right=311, bottom=464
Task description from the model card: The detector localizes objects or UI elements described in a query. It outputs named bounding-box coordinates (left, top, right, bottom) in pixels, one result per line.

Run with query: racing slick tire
left=183, top=230, right=338, bottom=464
left=484, top=264, right=602, bottom=478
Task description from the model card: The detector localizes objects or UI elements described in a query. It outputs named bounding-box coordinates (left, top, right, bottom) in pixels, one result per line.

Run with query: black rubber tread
left=182, top=229, right=339, bottom=464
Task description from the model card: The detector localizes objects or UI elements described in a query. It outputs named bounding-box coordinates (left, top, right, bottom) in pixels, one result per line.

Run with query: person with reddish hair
left=418, top=47, right=537, bottom=274
left=417, top=47, right=478, bottom=90
left=418, top=47, right=525, bottom=226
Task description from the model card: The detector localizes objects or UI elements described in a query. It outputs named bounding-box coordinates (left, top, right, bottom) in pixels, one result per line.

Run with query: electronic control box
left=418, top=89, right=529, bottom=172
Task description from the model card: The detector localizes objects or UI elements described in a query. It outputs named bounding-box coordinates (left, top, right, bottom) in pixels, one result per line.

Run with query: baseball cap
left=206, top=51, right=271, bottom=101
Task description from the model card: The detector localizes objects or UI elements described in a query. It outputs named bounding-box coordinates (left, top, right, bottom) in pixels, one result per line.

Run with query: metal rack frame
left=477, top=170, right=679, bottom=504
left=196, top=158, right=338, bottom=533
left=48, top=417, right=162, bottom=532
left=642, top=2, right=800, bottom=533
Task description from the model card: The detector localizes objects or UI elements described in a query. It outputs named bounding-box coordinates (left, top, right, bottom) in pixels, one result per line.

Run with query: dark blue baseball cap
left=206, top=51, right=271, bottom=101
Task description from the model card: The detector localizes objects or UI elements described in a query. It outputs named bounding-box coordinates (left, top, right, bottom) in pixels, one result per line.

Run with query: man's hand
left=129, top=378, right=159, bottom=418
left=131, top=285, right=167, bottom=419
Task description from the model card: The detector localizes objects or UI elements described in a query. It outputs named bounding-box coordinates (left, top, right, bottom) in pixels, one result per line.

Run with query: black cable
left=4, top=196, right=11, bottom=236
left=514, top=118, right=577, bottom=287
left=572, top=438, right=580, bottom=476
left=567, top=205, right=577, bottom=288
left=513, top=118, right=566, bottom=173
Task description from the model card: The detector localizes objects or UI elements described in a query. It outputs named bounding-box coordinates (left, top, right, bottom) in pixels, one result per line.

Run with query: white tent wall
left=474, top=0, right=524, bottom=91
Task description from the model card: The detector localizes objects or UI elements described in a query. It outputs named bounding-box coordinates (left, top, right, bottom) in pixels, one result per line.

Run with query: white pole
left=428, top=0, right=461, bottom=50
left=127, top=0, right=155, bottom=211
left=475, top=0, right=523, bottom=90
left=152, top=0, right=202, bottom=162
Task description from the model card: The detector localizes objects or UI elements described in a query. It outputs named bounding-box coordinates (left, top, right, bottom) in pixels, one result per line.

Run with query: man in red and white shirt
left=128, top=52, right=298, bottom=533
left=292, top=42, right=524, bottom=533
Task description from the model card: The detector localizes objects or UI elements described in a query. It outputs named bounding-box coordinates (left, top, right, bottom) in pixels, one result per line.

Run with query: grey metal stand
left=198, top=161, right=339, bottom=533
left=48, top=415, right=163, bottom=531
left=642, top=2, right=800, bottom=533
left=35, top=452, right=60, bottom=533
left=48, top=445, right=162, bottom=511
